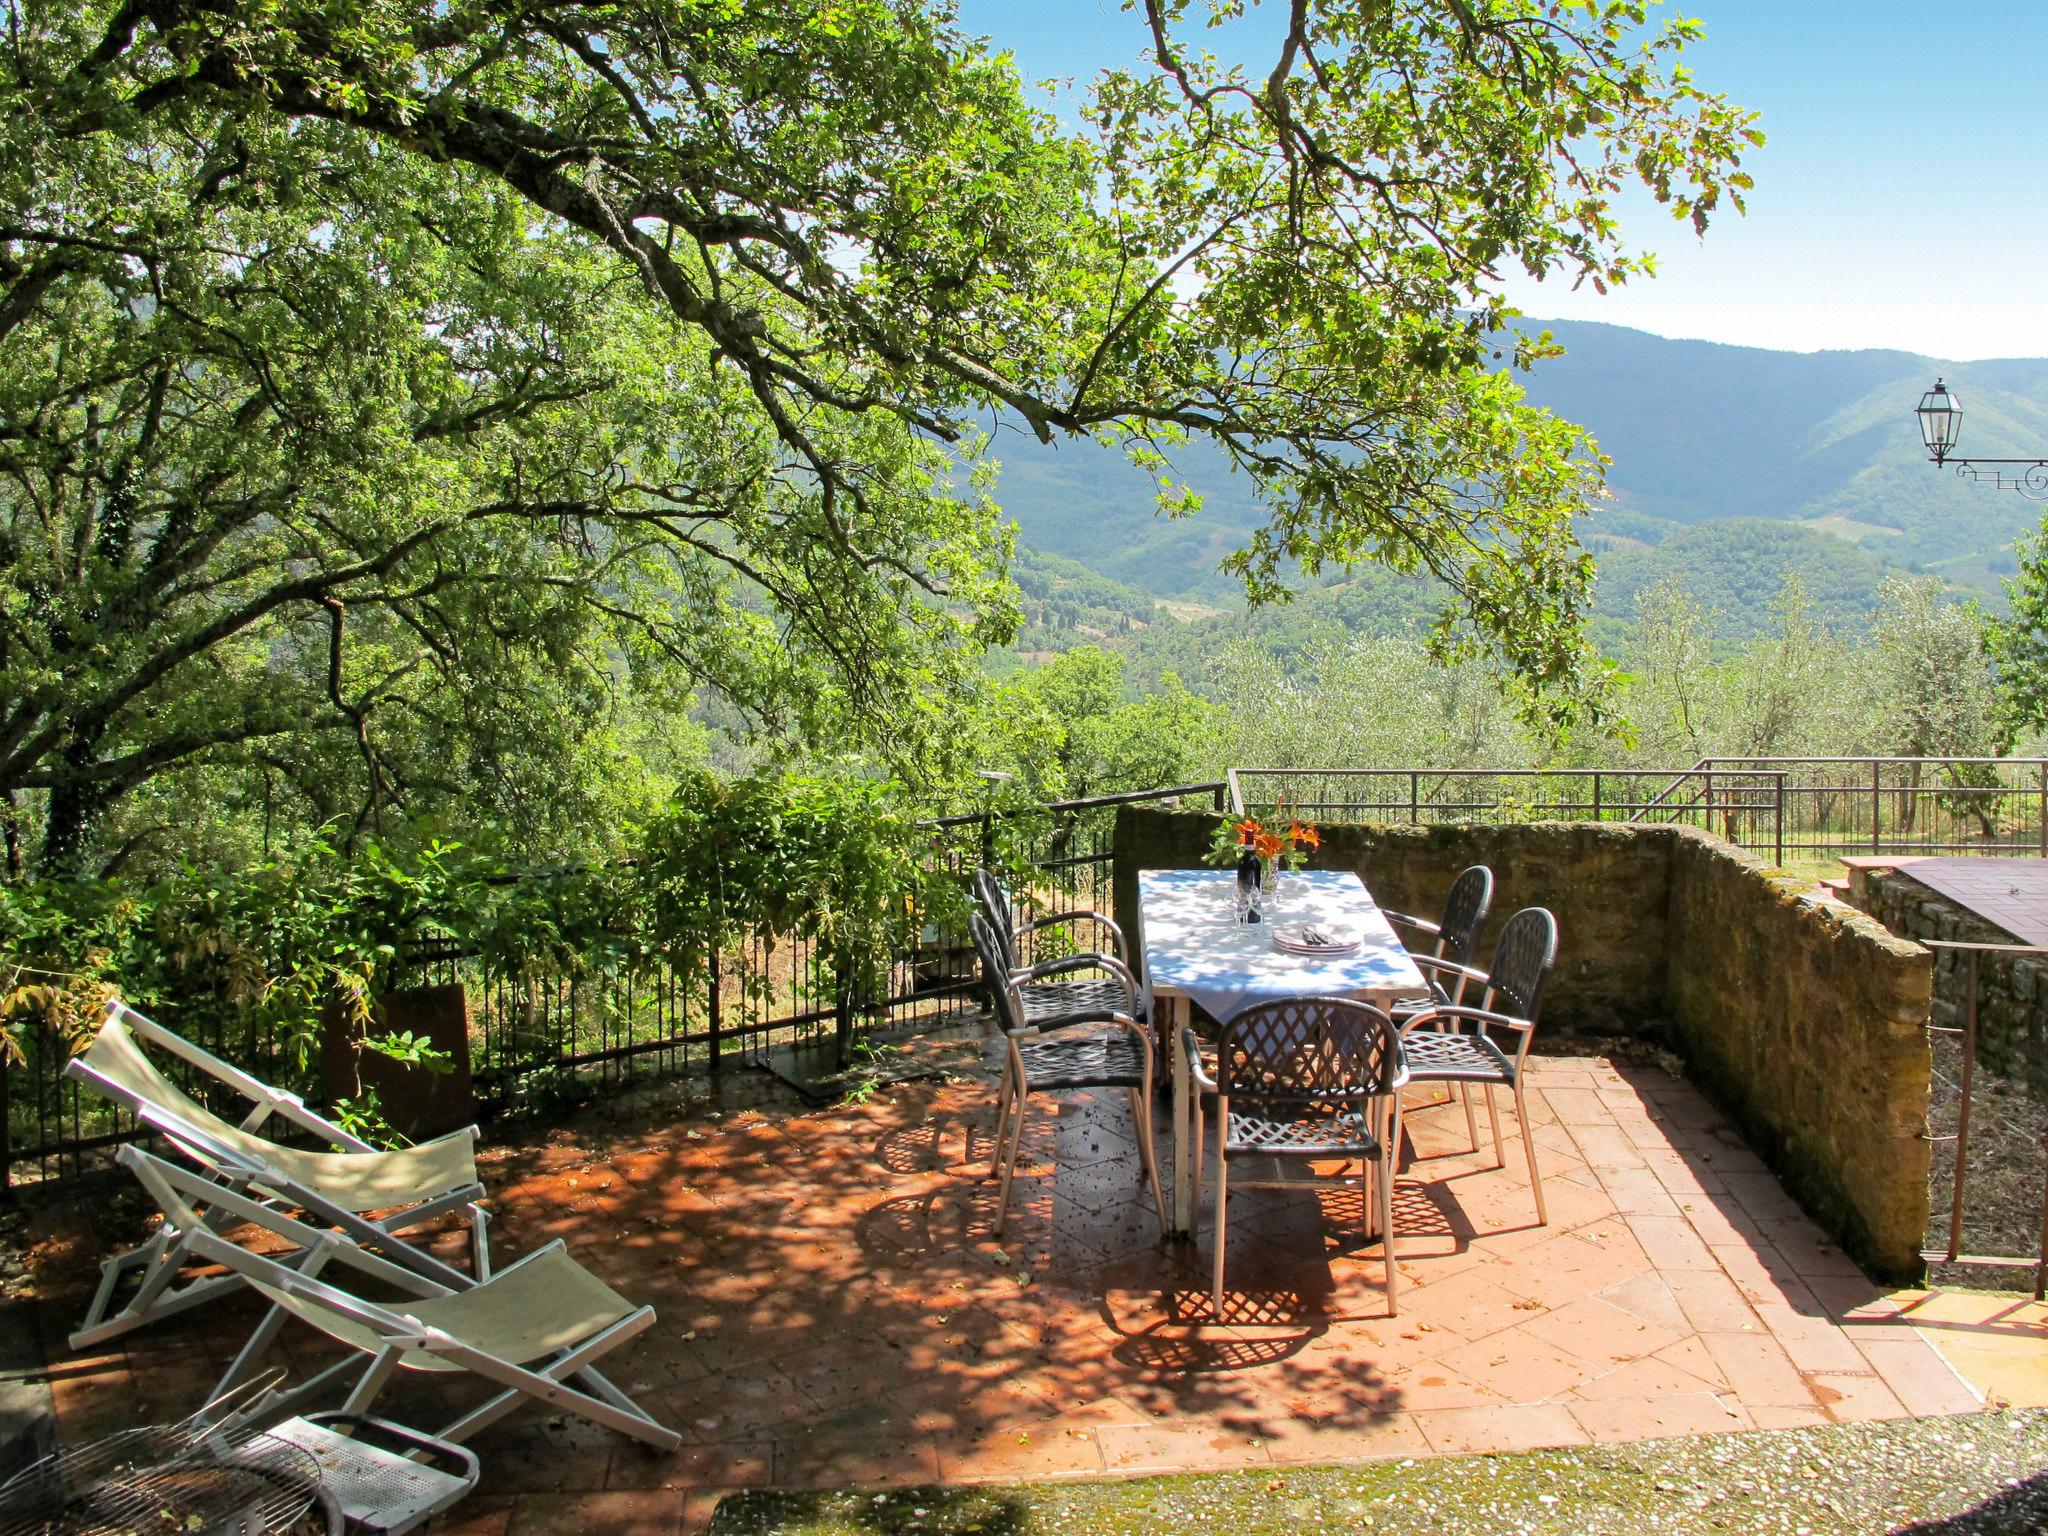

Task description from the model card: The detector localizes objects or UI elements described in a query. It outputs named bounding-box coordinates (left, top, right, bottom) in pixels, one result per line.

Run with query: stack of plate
left=1271, top=925, right=1360, bottom=957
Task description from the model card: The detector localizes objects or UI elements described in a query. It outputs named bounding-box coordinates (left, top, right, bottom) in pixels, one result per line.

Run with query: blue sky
left=954, top=0, right=2048, bottom=361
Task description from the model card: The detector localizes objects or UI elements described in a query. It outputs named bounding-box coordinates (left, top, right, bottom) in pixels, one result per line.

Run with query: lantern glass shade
left=1917, top=378, right=1963, bottom=460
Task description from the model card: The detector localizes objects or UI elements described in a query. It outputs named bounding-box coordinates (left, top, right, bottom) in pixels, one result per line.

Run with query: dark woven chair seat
left=1223, top=1109, right=1379, bottom=1161
left=1387, top=979, right=1452, bottom=1020
left=1402, top=1027, right=1515, bottom=1085
left=1020, top=977, right=1146, bottom=1028
left=1015, top=1030, right=1148, bottom=1092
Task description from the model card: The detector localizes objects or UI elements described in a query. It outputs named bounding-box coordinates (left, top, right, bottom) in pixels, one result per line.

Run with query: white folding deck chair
left=65, top=999, right=491, bottom=1351
left=118, top=1146, right=681, bottom=1452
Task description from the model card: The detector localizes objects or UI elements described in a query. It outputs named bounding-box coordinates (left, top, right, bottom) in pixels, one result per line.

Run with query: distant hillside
left=1513, top=319, right=2048, bottom=593
left=1588, top=519, right=1903, bottom=637
left=981, top=319, right=2048, bottom=629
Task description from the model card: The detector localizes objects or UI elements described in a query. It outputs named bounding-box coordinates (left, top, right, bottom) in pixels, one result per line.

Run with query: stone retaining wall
left=1112, top=807, right=1934, bottom=1279
left=1860, top=868, right=2048, bottom=1097
left=1665, top=835, right=1933, bottom=1277
left=1110, top=810, right=1673, bottom=1034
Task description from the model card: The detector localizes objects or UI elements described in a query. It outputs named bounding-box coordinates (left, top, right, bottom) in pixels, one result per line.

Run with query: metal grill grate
left=0, top=1426, right=329, bottom=1536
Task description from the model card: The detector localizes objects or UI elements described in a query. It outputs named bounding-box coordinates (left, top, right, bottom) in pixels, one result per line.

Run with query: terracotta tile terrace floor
left=26, top=1036, right=2042, bottom=1535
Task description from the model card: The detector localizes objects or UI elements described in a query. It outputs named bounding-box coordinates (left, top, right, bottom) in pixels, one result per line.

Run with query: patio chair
left=972, top=868, right=1149, bottom=1038
left=1384, top=864, right=1494, bottom=994
left=1399, top=906, right=1559, bottom=1226
left=969, top=913, right=1166, bottom=1238
left=1383, top=863, right=1494, bottom=1143
left=116, top=1145, right=682, bottom=1451
left=64, top=999, right=490, bottom=1351
left=1181, top=997, right=1407, bottom=1316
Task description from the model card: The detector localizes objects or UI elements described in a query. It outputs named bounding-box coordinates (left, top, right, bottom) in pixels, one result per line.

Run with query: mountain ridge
left=984, top=318, right=2048, bottom=640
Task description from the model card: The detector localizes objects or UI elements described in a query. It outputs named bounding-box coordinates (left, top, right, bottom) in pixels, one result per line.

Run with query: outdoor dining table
left=1137, top=867, right=1427, bottom=1235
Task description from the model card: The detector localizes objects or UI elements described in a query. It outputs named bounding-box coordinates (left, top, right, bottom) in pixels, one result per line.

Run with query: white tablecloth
left=1138, top=867, right=1425, bottom=1023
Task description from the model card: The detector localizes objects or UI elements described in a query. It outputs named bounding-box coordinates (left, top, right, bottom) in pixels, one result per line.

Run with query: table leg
left=1169, top=994, right=1193, bottom=1237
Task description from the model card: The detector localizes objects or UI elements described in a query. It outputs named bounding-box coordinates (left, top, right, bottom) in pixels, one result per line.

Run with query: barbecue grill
left=0, top=1421, right=339, bottom=1536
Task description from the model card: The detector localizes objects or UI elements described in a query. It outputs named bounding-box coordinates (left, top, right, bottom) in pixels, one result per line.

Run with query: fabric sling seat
left=65, top=999, right=490, bottom=1351
left=118, top=1145, right=681, bottom=1452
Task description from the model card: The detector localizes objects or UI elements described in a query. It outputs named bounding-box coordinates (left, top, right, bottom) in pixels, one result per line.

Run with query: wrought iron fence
left=1227, top=765, right=1791, bottom=864
left=13, top=755, right=2048, bottom=1194
left=1, top=782, right=1227, bottom=1190
left=1698, top=757, right=2048, bottom=861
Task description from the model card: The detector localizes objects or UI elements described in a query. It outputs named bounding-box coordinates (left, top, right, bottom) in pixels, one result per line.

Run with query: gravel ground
left=708, top=1411, right=2048, bottom=1535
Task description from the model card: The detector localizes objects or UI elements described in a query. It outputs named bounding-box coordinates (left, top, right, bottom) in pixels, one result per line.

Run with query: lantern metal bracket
left=1947, top=459, right=2048, bottom=500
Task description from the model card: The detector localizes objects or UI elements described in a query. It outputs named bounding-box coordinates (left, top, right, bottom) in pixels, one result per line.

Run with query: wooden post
left=1872, top=760, right=1882, bottom=855
left=1592, top=772, right=1603, bottom=820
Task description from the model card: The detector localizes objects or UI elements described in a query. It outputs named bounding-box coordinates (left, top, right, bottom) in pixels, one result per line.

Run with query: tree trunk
left=39, top=732, right=112, bottom=877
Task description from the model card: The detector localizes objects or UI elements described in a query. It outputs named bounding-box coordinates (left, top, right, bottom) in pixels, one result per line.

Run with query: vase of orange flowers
left=1206, top=810, right=1321, bottom=919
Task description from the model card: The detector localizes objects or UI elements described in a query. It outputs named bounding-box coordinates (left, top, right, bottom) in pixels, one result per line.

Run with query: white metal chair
left=118, top=1146, right=680, bottom=1451
left=1400, top=906, right=1559, bottom=1226
left=1182, top=997, right=1407, bottom=1316
left=65, top=999, right=490, bottom=1351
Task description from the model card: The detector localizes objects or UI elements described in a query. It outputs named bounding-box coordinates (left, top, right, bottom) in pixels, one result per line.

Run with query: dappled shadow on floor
left=23, top=1049, right=2004, bottom=1527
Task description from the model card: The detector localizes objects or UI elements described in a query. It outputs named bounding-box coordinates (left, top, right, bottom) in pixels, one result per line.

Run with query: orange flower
left=1252, top=830, right=1285, bottom=860
left=1290, top=821, right=1321, bottom=850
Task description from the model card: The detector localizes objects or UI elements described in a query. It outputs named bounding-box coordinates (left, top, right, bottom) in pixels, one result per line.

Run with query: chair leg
left=1379, top=1147, right=1399, bottom=1317
left=1130, top=1086, right=1168, bottom=1238
left=1209, top=1153, right=1230, bottom=1319
left=1484, top=1082, right=1506, bottom=1170
left=470, top=1203, right=493, bottom=1281
left=987, top=1057, right=1016, bottom=1178
left=1515, top=1079, right=1548, bottom=1226
left=1459, top=1081, right=1480, bottom=1153
left=341, top=1344, right=404, bottom=1415
left=993, top=1078, right=1030, bottom=1237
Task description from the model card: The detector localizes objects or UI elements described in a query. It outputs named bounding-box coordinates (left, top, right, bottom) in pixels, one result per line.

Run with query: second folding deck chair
left=65, top=999, right=491, bottom=1351
left=117, top=1146, right=681, bottom=1451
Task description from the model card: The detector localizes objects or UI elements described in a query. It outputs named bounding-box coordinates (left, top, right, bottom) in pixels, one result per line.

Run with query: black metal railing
left=1698, top=756, right=2048, bottom=861
left=13, top=755, right=2048, bottom=1193
left=1228, top=765, right=1791, bottom=864
left=1, top=782, right=1227, bottom=1190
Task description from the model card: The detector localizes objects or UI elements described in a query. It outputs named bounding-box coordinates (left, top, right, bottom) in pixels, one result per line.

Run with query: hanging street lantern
left=1916, top=378, right=1964, bottom=464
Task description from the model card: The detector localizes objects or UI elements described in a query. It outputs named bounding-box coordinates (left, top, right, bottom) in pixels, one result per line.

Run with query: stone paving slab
left=15, top=1046, right=2032, bottom=1536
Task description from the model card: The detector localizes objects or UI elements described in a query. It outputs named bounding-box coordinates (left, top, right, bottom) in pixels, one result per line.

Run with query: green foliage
left=1990, top=526, right=2048, bottom=742
left=0, top=769, right=943, bottom=1074
left=2, top=0, right=1763, bottom=882
left=982, top=649, right=1201, bottom=805
left=1869, top=577, right=1999, bottom=759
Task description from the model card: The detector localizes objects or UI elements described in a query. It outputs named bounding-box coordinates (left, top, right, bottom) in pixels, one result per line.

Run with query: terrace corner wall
left=1114, top=808, right=1936, bottom=1281
left=1664, top=829, right=1934, bottom=1280
left=1112, top=807, right=1676, bottom=1034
